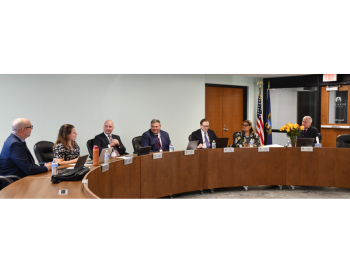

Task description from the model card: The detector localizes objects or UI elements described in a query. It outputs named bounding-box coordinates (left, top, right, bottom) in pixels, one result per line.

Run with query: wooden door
left=205, top=86, right=244, bottom=145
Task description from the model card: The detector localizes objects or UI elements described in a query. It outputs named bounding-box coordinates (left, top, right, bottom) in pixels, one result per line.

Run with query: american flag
left=256, top=90, right=264, bottom=145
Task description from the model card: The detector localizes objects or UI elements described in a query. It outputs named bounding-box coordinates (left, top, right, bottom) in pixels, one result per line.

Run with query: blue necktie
left=204, top=132, right=210, bottom=148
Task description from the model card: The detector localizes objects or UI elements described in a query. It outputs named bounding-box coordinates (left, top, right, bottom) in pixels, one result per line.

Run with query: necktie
left=108, top=135, right=120, bottom=156
left=156, top=135, right=162, bottom=151
left=204, top=132, right=210, bottom=148
left=23, top=141, right=35, bottom=165
left=303, top=129, right=306, bottom=137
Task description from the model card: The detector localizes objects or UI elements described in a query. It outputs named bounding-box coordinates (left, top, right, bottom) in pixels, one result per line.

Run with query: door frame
left=205, top=83, right=248, bottom=120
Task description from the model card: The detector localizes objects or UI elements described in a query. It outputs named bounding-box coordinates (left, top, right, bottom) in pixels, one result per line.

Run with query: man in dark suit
left=300, top=116, right=319, bottom=142
left=93, top=120, right=126, bottom=156
left=191, top=119, right=217, bottom=149
left=141, top=119, right=171, bottom=152
left=0, top=118, right=51, bottom=179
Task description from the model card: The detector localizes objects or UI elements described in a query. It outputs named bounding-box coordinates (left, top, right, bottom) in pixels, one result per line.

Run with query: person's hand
left=197, top=144, right=203, bottom=149
left=110, top=139, right=120, bottom=147
left=45, top=163, right=52, bottom=171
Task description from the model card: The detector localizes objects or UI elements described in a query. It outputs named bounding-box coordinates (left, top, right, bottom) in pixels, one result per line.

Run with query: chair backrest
left=188, top=134, right=192, bottom=141
left=33, top=141, right=54, bottom=163
left=336, top=134, right=350, bottom=148
left=87, top=139, right=94, bottom=159
left=132, top=136, right=142, bottom=154
left=318, top=133, right=323, bottom=143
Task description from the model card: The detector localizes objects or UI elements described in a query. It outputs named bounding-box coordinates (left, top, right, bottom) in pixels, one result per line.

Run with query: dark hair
left=54, top=124, right=76, bottom=150
left=200, top=119, right=209, bottom=125
left=151, top=119, right=161, bottom=125
left=241, top=120, right=255, bottom=134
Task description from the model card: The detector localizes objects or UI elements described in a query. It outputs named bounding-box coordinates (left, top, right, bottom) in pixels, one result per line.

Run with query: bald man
left=0, top=118, right=51, bottom=179
left=93, top=120, right=126, bottom=156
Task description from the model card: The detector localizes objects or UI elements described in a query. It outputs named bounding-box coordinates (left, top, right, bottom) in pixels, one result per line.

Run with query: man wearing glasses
left=191, top=119, right=217, bottom=149
left=0, top=118, right=51, bottom=179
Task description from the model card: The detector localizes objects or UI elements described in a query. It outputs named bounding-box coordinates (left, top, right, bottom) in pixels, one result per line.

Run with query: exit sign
left=323, top=74, right=337, bottom=82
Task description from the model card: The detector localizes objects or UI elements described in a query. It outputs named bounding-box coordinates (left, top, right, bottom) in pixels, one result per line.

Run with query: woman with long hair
left=53, top=124, right=80, bottom=165
left=233, top=120, right=261, bottom=147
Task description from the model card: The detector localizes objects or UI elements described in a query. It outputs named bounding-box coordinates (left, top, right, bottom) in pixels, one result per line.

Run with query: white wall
left=0, top=74, right=259, bottom=163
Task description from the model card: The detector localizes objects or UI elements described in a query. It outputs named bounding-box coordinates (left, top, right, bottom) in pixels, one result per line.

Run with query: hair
left=54, top=124, right=76, bottom=150
left=151, top=119, right=161, bottom=125
left=12, top=118, right=28, bottom=132
left=303, top=116, right=312, bottom=123
left=200, top=119, right=209, bottom=125
left=241, top=120, right=255, bottom=134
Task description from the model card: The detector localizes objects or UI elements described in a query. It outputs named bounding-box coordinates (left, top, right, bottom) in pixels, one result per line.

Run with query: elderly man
left=93, top=120, right=127, bottom=156
left=141, top=119, right=171, bottom=152
left=300, top=116, right=319, bottom=142
left=191, top=118, right=217, bottom=149
left=0, top=118, right=51, bottom=179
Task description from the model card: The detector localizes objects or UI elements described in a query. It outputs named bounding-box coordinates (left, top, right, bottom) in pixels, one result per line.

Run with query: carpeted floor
left=168, top=185, right=350, bottom=199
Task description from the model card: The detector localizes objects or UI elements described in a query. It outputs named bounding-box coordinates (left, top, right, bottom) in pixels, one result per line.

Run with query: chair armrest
left=5, top=175, right=21, bottom=182
left=0, top=176, right=14, bottom=184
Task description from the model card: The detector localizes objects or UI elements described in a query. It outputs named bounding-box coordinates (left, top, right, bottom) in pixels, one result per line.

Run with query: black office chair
left=318, top=133, right=323, bottom=143
left=336, top=134, right=350, bottom=148
left=132, top=136, right=142, bottom=154
left=33, top=141, right=54, bottom=164
left=0, top=175, right=20, bottom=190
left=188, top=134, right=192, bottom=141
left=87, top=139, right=94, bottom=159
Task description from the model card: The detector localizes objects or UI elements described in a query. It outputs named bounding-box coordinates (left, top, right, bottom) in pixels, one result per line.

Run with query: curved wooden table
left=1, top=148, right=350, bottom=199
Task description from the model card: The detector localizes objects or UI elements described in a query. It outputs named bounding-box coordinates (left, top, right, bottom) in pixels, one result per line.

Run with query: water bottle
left=104, top=150, right=110, bottom=164
left=169, top=143, right=174, bottom=152
left=52, top=158, right=58, bottom=176
left=249, top=139, right=255, bottom=147
left=212, top=140, right=216, bottom=149
left=287, top=138, right=292, bottom=147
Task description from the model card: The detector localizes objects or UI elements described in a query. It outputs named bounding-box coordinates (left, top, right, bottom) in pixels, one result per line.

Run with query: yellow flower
left=286, top=128, right=290, bottom=133
left=289, top=124, right=294, bottom=130
left=300, top=126, right=304, bottom=130
left=294, top=124, right=298, bottom=129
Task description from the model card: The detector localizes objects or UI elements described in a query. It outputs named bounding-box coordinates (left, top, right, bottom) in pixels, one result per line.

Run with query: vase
left=290, top=136, right=298, bottom=147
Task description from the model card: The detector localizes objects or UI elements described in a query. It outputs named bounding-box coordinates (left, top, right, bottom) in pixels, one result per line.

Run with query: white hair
left=303, top=116, right=312, bottom=123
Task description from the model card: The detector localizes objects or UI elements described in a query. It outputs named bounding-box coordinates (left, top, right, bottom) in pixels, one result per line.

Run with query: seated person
left=300, top=116, right=319, bottom=142
left=191, top=118, right=217, bottom=149
left=233, top=120, right=261, bottom=147
left=0, top=118, right=51, bottom=179
left=141, top=119, right=171, bottom=152
left=93, top=120, right=126, bottom=156
left=53, top=124, right=80, bottom=165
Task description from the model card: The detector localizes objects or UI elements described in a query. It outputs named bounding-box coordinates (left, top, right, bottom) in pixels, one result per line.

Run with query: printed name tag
left=184, top=150, right=195, bottom=155
left=124, top=157, right=133, bottom=165
left=258, top=147, right=270, bottom=152
left=101, top=163, right=109, bottom=172
left=153, top=153, right=163, bottom=159
left=223, top=147, right=234, bottom=153
left=58, top=189, right=68, bottom=195
left=301, top=147, right=313, bottom=152
left=314, top=144, right=322, bottom=148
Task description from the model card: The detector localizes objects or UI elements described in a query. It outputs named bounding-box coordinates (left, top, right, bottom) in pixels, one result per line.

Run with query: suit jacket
left=300, top=126, right=319, bottom=142
left=93, top=132, right=126, bottom=156
left=191, top=129, right=217, bottom=147
left=0, top=134, right=48, bottom=178
left=141, top=129, right=171, bottom=152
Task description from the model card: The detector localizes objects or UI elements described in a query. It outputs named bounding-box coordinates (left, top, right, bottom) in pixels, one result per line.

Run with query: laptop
left=58, top=154, right=89, bottom=174
left=210, top=138, right=229, bottom=148
left=186, top=140, right=199, bottom=150
left=138, top=146, right=152, bottom=156
left=86, top=147, right=113, bottom=164
left=296, top=138, right=314, bottom=147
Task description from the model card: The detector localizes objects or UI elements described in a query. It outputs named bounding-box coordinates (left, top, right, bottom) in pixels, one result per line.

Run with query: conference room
left=1, top=74, right=350, bottom=199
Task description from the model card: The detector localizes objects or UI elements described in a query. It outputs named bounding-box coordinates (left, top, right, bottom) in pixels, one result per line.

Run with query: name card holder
left=101, top=163, right=109, bottom=172
left=301, top=147, right=313, bottom=152
left=223, top=147, right=234, bottom=153
left=315, top=144, right=322, bottom=148
left=258, top=147, right=270, bottom=152
left=184, top=150, right=195, bottom=155
left=124, top=157, right=133, bottom=165
left=153, top=153, right=163, bottom=159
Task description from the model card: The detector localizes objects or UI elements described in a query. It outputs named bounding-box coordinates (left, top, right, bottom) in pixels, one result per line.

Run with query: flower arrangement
left=279, top=123, right=304, bottom=146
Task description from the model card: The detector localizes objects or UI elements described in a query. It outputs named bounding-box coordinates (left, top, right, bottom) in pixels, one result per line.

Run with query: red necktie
left=156, top=135, right=162, bottom=150
left=108, top=135, right=120, bottom=156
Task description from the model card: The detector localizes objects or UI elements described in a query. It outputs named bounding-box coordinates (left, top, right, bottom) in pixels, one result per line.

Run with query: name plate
left=82, top=179, right=88, bottom=187
left=124, top=157, right=133, bottom=165
left=258, top=147, right=270, bottom=152
left=101, top=163, right=109, bottom=172
left=153, top=153, right=163, bottom=159
left=58, top=189, right=68, bottom=195
left=184, top=150, right=195, bottom=155
left=223, top=147, right=234, bottom=153
left=301, top=147, right=313, bottom=152
left=315, top=144, right=322, bottom=148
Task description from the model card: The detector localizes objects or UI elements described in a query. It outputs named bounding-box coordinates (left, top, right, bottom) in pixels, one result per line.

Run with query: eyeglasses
left=25, top=125, right=33, bottom=129
left=242, top=124, right=249, bottom=127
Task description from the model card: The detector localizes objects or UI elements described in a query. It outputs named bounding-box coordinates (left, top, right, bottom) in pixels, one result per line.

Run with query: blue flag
left=265, top=82, right=272, bottom=145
